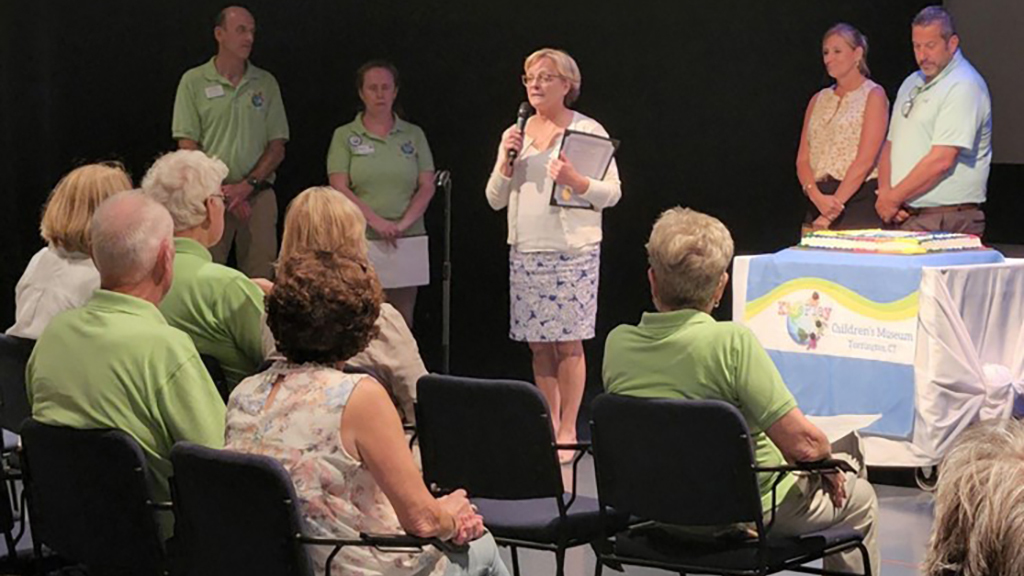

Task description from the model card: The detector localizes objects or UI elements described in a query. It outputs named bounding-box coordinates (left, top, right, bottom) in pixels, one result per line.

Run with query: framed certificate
left=550, top=129, right=620, bottom=209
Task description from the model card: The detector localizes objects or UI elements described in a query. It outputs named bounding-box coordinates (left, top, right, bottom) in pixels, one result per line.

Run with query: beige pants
left=768, top=435, right=880, bottom=575
left=210, top=188, right=278, bottom=279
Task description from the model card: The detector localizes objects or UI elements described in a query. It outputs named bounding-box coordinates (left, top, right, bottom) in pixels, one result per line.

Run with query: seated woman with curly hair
left=225, top=250, right=508, bottom=576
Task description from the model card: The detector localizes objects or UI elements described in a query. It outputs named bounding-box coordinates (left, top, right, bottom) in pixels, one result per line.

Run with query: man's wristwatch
left=246, top=176, right=267, bottom=192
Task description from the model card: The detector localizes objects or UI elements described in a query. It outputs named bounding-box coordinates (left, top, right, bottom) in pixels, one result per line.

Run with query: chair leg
left=555, top=546, right=565, bottom=576
left=860, top=543, right=872, bottom=576
left=510, top=545, right=520, bottom=576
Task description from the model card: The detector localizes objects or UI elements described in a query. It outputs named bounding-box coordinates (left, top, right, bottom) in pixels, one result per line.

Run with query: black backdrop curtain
left=4, top=0, right=1017, bottom=390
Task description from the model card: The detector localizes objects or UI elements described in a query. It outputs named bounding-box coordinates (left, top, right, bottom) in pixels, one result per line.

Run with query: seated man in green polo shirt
left=27, top=191, right=226, bottom=520
left=602, top=207, right=879, bottom=576
left=142, top=150, right=267, bottom=389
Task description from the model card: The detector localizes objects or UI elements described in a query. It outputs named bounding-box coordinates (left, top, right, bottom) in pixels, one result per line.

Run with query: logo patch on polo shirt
left=401, top=141, right=416, bottom=156
left=348, top=134, right=363, bottom=147
left=251, top=91, right=265, bottom=109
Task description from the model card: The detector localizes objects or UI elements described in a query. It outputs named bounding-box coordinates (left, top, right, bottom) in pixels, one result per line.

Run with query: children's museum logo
left=777, top=292, right=832, bottom=350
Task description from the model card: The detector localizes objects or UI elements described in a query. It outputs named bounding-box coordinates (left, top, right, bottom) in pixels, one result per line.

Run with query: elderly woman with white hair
left=141, top=149, right=267, bottom=389
left=603, top=207, right=879, bottom=576
left=924, top=418, right=1024, bottom=576
left=485, top=48, right=622, bottom=459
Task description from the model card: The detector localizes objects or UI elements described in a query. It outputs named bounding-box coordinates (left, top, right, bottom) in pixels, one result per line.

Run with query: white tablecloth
left=734, top=256, right=1024, bottom=466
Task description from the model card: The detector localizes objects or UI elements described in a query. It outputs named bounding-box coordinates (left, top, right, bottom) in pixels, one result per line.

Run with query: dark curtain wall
left=6, top=1, right=1017, bottom=390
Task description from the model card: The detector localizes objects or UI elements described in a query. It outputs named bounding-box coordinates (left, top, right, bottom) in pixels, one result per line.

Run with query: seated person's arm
left=765, top=406, right=831, bottom=464
left=342, top=376, right=466, bottom=540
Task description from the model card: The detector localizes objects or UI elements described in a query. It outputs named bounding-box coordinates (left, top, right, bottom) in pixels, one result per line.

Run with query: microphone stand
left=436, top=170, right=453, bottom=374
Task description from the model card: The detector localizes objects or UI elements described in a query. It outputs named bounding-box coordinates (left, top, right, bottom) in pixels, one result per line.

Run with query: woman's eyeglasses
left=521, top=73, right=565, bottom=86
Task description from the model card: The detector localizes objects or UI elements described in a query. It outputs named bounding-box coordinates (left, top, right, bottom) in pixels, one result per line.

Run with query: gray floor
left=497, top=455, right=934, bottom=576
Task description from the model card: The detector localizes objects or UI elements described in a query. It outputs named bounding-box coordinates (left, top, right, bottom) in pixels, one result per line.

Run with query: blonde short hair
left=525, top=48, right=582, bottom=107
left=140, top=150, right=228, bottom=232
left=279, top=187, right=368, bottom=265
left=924, top=419, right=1024, bottom=576
left=39, top=162, right=133, bottom=254
left=646, top=207, right=734, bottom=310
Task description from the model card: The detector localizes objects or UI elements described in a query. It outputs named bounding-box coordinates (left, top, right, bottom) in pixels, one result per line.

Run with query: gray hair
left=646, top=207, right=734, bottom=310
left=913, top=6, right=956, bottom=41
left=924, top=418, right=1024, bottom=576
left=89, top=191, right=174, bottom=286
left=141, top=150, right=228, bottom=232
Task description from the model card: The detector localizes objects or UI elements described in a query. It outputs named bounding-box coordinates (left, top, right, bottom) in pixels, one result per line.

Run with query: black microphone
left=508, top=101, right=533, bottom=162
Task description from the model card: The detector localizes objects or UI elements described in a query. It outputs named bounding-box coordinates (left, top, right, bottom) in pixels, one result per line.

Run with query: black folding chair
left=199, top=353, right=230, bottom=403
left=20, top=419, right=168, bottom=576
left=590, top=394, right=871, bottom=576
left=416, top=374, right=627, bottom=576
left=170, top=442, right=447, bottom=576
left=0, top=334, right=32, bottom=559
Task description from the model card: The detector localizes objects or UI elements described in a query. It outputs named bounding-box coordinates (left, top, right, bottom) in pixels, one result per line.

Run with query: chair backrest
left=0, top=334, right=34, bottom=434
left=416, top=374, right=563, bottom=499
left=20, top=419, right=165, bottom=575
left=170, top=442, right=314, bottom=576
left=199, top=353, right=230, bottom=402
left=590, top=394, right=765, bottom=526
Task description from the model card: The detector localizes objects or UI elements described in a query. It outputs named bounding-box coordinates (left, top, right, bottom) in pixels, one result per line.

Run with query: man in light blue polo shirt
left=876, top=6, right=991, bottom=235
left=172, top=5, right=289, bottom=279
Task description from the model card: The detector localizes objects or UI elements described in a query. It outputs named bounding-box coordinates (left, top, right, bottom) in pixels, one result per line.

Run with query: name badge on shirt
left=204, top=85, right=226, bottom=99
left=352, top=143, right=375, bottom=155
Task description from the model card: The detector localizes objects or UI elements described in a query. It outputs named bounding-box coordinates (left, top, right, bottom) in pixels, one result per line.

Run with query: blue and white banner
left=743, top=248, right=1003, bottom=437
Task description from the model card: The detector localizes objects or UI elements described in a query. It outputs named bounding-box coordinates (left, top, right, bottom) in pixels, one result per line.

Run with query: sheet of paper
left=806, top=414, right=882, bottom=443
left=367, top=236, right=430, bottom=289
left=552, top=131, right=617, bottom=208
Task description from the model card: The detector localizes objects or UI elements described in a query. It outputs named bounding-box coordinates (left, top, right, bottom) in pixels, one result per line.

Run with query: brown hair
left=40, top=162, right=133, bottom=254
left=268, top=251, right=382, bottom=364
left=823, top=23, right=871, bottom=77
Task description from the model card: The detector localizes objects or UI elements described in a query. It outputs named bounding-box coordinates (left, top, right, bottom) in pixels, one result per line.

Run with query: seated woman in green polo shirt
left=602, top=207, right=879, bottom=576
left=326, top=60, right=436, bottom=329
left=141, top=150, right=267, bottom=389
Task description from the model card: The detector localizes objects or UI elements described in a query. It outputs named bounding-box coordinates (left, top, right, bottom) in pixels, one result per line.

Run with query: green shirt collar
left=87, top=289, right=168, bottom=325
left=638, top=308, right=714, bottom=331
left=201, top=56, right=263, bottom=86
left=174, top=237, right=213, bottom=262
left=353, top=113, right=409, bottom=140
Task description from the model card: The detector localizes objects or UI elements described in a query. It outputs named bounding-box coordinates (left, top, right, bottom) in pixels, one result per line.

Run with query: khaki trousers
left=899, top=207, right=985, bottom=237
left=768, top=434, right=880, bottom=575
left=210, top=188, right=278, bottom=279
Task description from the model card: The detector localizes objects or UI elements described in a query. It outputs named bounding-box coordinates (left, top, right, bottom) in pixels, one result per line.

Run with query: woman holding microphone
left=485, top=48, right=621, bottom=460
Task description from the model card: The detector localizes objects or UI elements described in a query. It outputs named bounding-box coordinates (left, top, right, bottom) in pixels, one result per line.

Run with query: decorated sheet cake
left=799, top=229, right=983, bottom=254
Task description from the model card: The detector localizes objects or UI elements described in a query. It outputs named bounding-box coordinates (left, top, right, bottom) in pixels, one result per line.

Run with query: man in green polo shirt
left=172, top=5, right=289, bottom=279
left=26, top=192, right=226, bottom=527
left=142, top=150, right=267, bottom=389
left=876, top=6, right=992, bottom=235
left=602, top=207, right=878, bottom=575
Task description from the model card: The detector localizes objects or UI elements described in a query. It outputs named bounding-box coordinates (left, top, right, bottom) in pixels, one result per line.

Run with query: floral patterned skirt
left=509, top=246, right=600, bottom=342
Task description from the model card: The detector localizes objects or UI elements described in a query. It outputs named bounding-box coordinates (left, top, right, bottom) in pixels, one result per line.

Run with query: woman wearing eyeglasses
left=327, top=60, right=435, bottom=329
left=796, top=23, right=889, bottom=233
left=485, top=48, right=621, bottom=461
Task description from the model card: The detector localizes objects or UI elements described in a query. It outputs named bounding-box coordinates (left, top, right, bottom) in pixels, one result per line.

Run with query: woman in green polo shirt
left=327, top=60, right=435, bottom=329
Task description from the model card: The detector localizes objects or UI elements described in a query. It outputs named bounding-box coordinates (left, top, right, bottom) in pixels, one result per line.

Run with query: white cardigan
left=485, top=112, right=621, bottom=251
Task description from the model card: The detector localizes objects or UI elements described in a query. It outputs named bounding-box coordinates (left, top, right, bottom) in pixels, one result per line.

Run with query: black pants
left=804, top=177, right=883, bottom=230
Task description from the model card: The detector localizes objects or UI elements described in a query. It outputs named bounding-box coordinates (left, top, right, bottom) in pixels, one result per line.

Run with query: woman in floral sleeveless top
left=226, top=251, right=508, bottom=576
left=796, top=23, right=890, bottom=232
